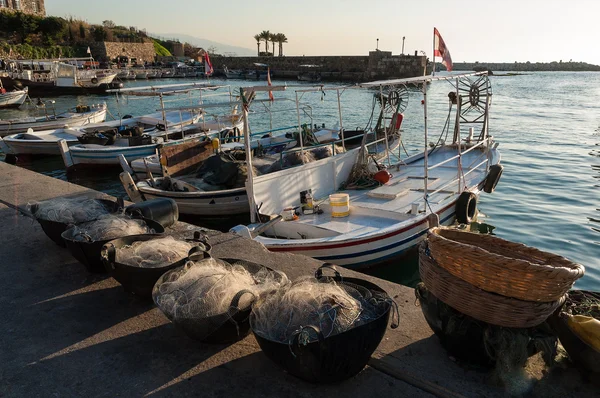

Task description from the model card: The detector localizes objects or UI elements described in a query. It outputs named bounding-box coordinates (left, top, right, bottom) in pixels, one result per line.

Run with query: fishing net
left=116, top=236, right=194, bottom=268
left=153, top=258, right=288, bottom=340
left=28, top=197, right=114, bottom=224
left=252, top=277, right=391, bottom=344
left=415, top=282, right=557, bottom=395
left=69, top=215, right=152, bottom=242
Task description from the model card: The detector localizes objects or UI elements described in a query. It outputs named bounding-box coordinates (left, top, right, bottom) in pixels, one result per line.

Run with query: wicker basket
left=427, top=228, right=585, bottom=302
left=419, top=245, right=565, bottom=328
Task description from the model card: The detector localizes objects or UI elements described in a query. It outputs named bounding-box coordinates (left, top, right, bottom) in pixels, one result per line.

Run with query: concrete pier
left=0, top=162, right=595, bottom=397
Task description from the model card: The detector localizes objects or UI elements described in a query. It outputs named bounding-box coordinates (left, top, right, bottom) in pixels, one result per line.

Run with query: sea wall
left=212, top=51, right=427, bottom=81
left=88, top=42, right=155, bottom=63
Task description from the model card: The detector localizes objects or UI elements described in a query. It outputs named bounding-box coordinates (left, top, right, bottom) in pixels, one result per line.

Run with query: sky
left=46, top=0, right=600, bottom=65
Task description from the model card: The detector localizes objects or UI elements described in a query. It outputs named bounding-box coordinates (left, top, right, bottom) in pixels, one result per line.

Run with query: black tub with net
left=250, top=265, right=398, bottom=383
left=101, top=232, right=211, bottom=299
left=153, top=256, right=287, bottom=344
left=31, top=198, right=121, bottom=247
left=62, top=218, right=164, bottom=273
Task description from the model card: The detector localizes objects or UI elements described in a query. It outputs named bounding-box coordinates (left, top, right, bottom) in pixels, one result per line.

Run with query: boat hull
left=67, top=144, right=159, bottom=166
left=137, top=186, right=250, bottom=217
left=0, top=89, right=28, bottom=108
left=262, top=200, right=460, bottom=269
left=0, top=108, right=107, bottom=137
left=0, top=137, right=77, bottom=155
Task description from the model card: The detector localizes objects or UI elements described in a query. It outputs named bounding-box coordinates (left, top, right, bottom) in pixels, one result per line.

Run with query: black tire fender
left=483, top=164, right=503, bottom=193
left=91, top=77, right=99, bottom=84
left=455, top=191, right=477, bottom=224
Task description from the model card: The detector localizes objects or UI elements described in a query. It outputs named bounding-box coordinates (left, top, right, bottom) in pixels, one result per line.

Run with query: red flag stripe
left=433, top=28, right=453, bottom=72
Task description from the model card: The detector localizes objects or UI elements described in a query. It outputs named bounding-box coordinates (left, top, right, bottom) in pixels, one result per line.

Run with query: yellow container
left=211, top=138, right=220, bottom=150
left=330, top=193, right=350, bottom=217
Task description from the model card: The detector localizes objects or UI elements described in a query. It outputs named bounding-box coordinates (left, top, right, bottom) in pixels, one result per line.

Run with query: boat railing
left=427, top=137, right=492, bottom=171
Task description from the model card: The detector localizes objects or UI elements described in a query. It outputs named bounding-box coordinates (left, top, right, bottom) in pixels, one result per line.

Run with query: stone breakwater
left=213, top=51, right=427, bottom=81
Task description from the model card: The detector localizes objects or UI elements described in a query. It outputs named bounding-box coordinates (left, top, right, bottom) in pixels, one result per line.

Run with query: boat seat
left=367, top=185, right=411, bottom=200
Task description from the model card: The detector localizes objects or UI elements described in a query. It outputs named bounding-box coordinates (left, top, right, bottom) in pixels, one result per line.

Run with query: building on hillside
left=0, top=0, right=46, bottom=16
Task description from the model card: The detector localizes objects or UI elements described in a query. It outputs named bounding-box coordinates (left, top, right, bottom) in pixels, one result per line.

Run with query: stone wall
left=89, top=42, right=156, bottom=63
left=212, top=52, right=426, bottom=81
left=0, top=0, right=45, bottom=16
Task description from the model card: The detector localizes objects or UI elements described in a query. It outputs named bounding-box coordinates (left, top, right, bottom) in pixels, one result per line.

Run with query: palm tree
left=270, top=33, right=277, bottom=57
left=253, top=34, right=261, bottom=56
left=276, top=33, right=288, bottom=57
left=259, top=30, right=270, bottom=55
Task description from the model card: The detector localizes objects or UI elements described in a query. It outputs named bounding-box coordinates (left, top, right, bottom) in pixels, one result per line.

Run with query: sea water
left=1, top=73, right=598, bottom=290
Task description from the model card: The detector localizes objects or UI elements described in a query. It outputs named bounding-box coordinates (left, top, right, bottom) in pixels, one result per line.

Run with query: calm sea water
left=1, top=73, right=598, bottom=290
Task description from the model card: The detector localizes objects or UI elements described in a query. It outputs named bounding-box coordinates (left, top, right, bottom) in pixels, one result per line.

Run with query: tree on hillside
left=79, top=23, right=86, bottom=39
left=103, top=20, right=116, bottom=28
left=92, top=26, right=108, bottom=42
left=253, top=34, right=261, bottom=56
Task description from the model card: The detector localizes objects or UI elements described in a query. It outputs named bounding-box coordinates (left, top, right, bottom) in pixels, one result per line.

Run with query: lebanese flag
left=433, top=28, right=453, bottom=72
left=204, top=51, right=214, bottom=76
left=267, top=67, right=274, bottom=101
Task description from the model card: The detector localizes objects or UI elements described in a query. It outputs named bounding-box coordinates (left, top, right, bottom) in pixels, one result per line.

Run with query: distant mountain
left=151, top=32, right=255, bottom=56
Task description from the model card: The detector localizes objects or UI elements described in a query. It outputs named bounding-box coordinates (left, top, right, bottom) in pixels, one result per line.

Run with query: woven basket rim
left=418, top=245, right=565, bottom=328
left=429, top=227, right=585, bottom=277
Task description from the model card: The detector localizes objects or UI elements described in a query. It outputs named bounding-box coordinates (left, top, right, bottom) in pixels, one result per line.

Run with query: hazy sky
left=47, top=0, right=599, bottom=64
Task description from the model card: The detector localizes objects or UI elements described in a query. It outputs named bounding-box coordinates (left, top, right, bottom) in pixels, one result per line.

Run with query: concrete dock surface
left=0, top=162, right=596, bottom=397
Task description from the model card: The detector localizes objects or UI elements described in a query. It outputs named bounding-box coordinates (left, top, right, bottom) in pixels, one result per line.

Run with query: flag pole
left=432, top=28, right=436, bottom=76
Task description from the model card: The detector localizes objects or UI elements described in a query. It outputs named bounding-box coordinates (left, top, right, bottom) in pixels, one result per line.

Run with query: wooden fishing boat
left=232, top=73, right=503, bottom=269
left=0, top=103, right=107, bottom=137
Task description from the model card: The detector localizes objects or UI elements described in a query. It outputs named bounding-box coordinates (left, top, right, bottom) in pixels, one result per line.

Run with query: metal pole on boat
left=336, top=89, right=346, bottom=152
left=241, top=89, right=257, bottom=224
left=159, top=93, right=168, bottom=141
left=484, top=76, right=491, bottom=173
left=456, top=77, right=462, bottom=194
left=295, top=91, right=305, bottom=163
left=423, top=79, right=429, bottom=204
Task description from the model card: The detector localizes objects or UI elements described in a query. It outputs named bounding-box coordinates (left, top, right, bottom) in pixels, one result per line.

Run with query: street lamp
left=376, top=38, right=379, bottom=50
left=402, top=36, right=405, bottom=55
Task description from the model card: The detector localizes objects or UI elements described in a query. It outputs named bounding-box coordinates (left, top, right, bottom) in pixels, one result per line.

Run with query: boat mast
left=241, top=88, right=257, bottom=223
left=423, top=79, right=429, bottom=206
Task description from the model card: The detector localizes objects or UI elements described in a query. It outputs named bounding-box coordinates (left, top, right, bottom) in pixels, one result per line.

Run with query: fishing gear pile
left=69, top=215, right=151, bottom=242
left=29, top=197, right=113, bottom=224
left=252, top=276, right=391, bottom=344
left=116, top=236, right=193, bottom=268
left=153, top=258, right=288, bottom=340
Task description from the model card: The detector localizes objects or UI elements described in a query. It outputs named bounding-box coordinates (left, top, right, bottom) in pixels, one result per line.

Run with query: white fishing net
left=153, top=258, right=288, bottom=340
left=28, top=197, right=114, bottom=224
left=116, top=236, right=194, bottom=268
left=69, top=215, right=151, bottom=242
left=252, top=277, right=390, bottom=344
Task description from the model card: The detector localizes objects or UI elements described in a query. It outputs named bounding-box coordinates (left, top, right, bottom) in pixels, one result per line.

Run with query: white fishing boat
left=0, top=103, right=107, bottom=137
left=58, top=83, right=236, bottom=168
left=223, top=66, right=245, bottom=79
left=231, top=72, right=503, bottom=269
left=0, top=82, right=28, bottom=108
left=2, top=58, right=118, bottom=95
left=120, top=84, right=401, bottom=220
left=0, top=110, right=201, bottom=156
left=297, top=64, right=322, bottom=82
left=0, top=127, right=84, bottom=156
left=58, top=111, right=203, bottom=167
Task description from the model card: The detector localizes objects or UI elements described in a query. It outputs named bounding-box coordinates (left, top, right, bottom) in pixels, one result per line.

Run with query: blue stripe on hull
left=313, top=212, right=455, bottom=263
